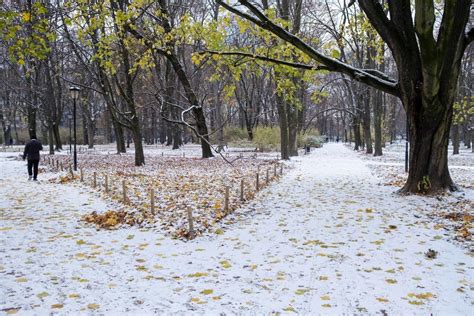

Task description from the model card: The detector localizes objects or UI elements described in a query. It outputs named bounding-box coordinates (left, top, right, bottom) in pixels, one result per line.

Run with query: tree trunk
left=53, top=123, right=62, bottom=150
left=362, top=90, right=373, bottom=154
left=48, top=124, right=54, bottom=155
left=87, top=117, right=95, bottom=149
left=113, top=119, right=126, bottom=153
left=400, top=97, right=457, bottom=194
left=277, top=95, right=289, bottom=159
left=373, top=88, right=383, bottom=156
left=352, top=117, right=361, bottom=151
left=452, top=124, right=460, bottom=155
left=287, top=103, right=298, bottom=156
left=131, top=125, right=145, bottom=166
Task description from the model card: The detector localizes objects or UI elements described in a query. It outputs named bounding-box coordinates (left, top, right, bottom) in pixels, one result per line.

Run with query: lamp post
left=67, top=113, right=72, bottom=155
left=69, top=86, right=80, bottom=171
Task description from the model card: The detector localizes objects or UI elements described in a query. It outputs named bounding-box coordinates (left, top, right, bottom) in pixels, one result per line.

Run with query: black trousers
left=27, top=159, right=39, bottom=179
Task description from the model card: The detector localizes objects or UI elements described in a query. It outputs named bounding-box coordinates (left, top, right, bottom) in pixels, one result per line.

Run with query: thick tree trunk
left=400, top=97, right=457, bottom=194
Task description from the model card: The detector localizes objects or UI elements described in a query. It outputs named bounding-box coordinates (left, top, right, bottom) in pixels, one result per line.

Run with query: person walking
left=23, top=135, right=43, bottom=181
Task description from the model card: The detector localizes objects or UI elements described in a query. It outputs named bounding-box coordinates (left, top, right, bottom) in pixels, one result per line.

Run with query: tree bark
left=452, top=124, right=460, bottom=155
left=401, top=96, right=457, bottom=193
left=277, top=95, right=289, bottom=159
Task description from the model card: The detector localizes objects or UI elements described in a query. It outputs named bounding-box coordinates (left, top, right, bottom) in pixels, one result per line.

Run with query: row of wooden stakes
left=46, top=156, right=284, bottom=238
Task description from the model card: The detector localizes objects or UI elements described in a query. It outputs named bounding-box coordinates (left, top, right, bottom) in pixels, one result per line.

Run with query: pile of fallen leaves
left=49, top=153, right=284, bottom=238
left=83, top=210, right=133, bottom=229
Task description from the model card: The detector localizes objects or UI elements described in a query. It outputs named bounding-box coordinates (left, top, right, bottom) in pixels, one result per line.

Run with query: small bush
left=253, top=127, right=280, bottom=151
left=224, top=126, right=248, bottom=142
left=298, top=130, right=323, bottom=149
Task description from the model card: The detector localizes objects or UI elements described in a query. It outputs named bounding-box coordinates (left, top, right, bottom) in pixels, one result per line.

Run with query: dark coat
left=23, top=139, right=43, bottom=161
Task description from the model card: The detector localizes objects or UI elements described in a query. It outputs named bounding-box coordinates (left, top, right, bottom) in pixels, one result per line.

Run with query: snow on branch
left=216, top=0, right=400, bottom=97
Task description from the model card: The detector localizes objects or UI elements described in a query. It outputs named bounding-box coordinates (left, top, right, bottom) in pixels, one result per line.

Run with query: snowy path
left=1, top=144, right=472, bottom=315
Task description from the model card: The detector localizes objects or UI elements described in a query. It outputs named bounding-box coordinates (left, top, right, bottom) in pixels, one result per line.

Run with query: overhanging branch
left=199, top=50, right=330, bottom=71
left=216, top=0, right=400, bottom=97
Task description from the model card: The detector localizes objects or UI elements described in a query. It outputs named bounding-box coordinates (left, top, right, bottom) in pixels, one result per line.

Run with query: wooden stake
left=56, top=160, right=59, bottom=169
left=224, top=186, right=230, bottom=213
left=104, top=175, right=109, bottom=193
left=256, top=173, right=260, bottom=191
left=274, top=164, right=277, bottom=177
left=150, top=188, right=155, bottom=214
left=80, top=168, right=84, bottom=182
left=93, top=172, right=97, bottom=188
left=187, top=207, right=195, bottom=239
left=122, top=180, right=127, bottom=203
left=240, top=179, right=244, bottom=201
left=60, top=162, right=63, bottom=171
left=266, top=168, right=269, bottom=185
left=280, top=164, right=283, bottom=176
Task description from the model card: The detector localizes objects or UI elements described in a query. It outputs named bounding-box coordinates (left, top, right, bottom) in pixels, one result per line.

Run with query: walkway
left=0, top=144, right=471, bottom=314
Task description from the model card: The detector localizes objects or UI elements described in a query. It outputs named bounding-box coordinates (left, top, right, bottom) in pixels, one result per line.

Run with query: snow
left=1, top=143, right=472, bottom=314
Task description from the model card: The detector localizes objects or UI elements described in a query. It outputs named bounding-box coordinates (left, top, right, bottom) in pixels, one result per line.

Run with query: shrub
left=298, top=130, right=323, bottom=148
left=253, top=127, right=280, bottom=151
left=224, top=126, right=248, bottom=142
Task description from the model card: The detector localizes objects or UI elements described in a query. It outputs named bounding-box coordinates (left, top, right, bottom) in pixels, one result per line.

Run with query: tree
left=217, top=0, right=473, bottom=194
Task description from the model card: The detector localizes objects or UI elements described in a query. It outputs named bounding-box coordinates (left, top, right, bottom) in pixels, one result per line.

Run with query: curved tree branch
left=216, top=0, right=400, bottom=97
left=198, top=50, right=330, bottom=71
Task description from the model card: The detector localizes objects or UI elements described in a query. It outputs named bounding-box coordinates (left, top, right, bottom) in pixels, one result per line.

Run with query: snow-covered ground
left=1, top=144, right=472, bottom=314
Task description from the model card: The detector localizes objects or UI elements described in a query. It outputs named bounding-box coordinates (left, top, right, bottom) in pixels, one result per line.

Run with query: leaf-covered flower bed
left=46, top=154, right=284, bottom=239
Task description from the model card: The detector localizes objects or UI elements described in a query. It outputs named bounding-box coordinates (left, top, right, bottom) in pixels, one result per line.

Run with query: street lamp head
left=69, top=86, right=80, bottom=100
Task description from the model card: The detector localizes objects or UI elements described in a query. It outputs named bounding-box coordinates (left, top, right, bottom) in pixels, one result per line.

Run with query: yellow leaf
left=385, top=279, right=397, bottom=284
left=295, top=288, right=310, bottom=295
left=51, top=304, right=63, bottom=309
left=69, top=293, right=80, bottom=299
left=15, top=277, right=28, bottom=283
left=37, top=291, right=49, bottom=299
left=215, top=229, right=224, bottom=235
left=220, top=260, right=231, bottom=269
left=188, top=272, right=208, bottom=278
left=283, top=306, right=296, bottom=312
left=200, top=289, right=214, bottom=295
left=322, top=304, right=332, bottom=308
left=319, top=276, right=328, bottom=281
left=22, top=12, right=31, bottom=22
left=320, top=295, right=330, bottom=301
left=5, top=308, right=19, bottom=314
left=87, top=303, right=100, bottom=310
left=407, top=292, right=435, bottom=300
left=408, top=300, right=424, bottom=305
left=76, top=239, right=86, bottom=245
left=376, top=297, right=389, bottom=303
